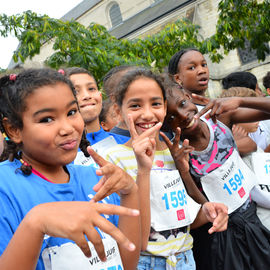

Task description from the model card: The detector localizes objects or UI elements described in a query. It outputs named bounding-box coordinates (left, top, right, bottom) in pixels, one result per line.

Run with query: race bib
left=201, top=150, right=257, bottom=214
left=42, top=234, right=123, bottom=270
left=251, top=152, right=270, bottom=185
left=150, top=170, right=201, bottom=231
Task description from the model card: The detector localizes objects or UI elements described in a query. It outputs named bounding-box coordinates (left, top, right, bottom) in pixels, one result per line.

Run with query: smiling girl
left=104, top=68, right=228, bottom=270
left=163, top=84, right=270, bottom=270
left=0, top=68, right=141, bottom=270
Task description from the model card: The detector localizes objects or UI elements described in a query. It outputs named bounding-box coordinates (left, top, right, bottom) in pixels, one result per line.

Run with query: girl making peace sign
left=162, top=83, right=270, bottom=270
left=104, top=67, right=228, bottom=270
left=0, top=68, right=141, bottom=270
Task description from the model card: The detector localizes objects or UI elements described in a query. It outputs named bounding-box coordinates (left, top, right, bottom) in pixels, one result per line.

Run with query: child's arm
left=87, top=148, right=141, bottom=270
left=232, top=124, right=258, bottom=156
left=128, top=115, right=162, bottom=251
left=0, top=201, right=139, bottom=270
left=191, top=202, right=228, bottom=234
left=194, top=95, right=270, bottom=127
left=160, top=128, right=208, bottom=205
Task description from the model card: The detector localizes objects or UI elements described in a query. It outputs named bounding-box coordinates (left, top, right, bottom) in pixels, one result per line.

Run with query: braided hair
left=0, top=68, right=90, bottom=174
left=168, top=48, right=199, bottom=76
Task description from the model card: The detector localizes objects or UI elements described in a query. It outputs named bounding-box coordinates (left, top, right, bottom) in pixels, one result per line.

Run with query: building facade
left=15, top=0, right=270, bottom=97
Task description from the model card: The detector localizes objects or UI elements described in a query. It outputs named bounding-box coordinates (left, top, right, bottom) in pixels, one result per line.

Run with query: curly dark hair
left=0, top=68, right=90, bottom=174
left=222, top=72, right=257, bottom=90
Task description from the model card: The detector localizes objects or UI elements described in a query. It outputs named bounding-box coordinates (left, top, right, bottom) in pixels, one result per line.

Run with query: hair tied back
left=58, top=69, right=65, bottom=75
left=9, top=74, right=16, bottom=81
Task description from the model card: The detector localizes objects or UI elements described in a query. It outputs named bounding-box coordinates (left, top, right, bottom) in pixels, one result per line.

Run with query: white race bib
left=42, top=234, right=123, bottom=270
left=74, top=136, right=118, bottom=167
left=201, top=150, right=257, bottom=214
left=150, top=170, right=201, bottom=231
left=251, top=152, right=270, bottom=185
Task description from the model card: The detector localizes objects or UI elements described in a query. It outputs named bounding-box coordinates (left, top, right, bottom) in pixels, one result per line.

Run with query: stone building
left=10, top=0, right=270, bottom=97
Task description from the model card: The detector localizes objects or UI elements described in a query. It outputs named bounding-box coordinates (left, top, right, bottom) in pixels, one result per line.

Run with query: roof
left=61, top=0, right=102, bottom=21
left=110, top=0, right=194, bottom=39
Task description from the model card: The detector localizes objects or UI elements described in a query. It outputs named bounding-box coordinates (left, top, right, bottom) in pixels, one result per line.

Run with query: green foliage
left=1, top=1, right=270, bottom=79
left=1, top=10, right=218, bottom=79
left=214, top=0, right=270, bottom=61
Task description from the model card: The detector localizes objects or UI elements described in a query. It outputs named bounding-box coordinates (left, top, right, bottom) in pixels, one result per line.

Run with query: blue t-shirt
left=0, top=159, right=120, bottom=270
left=86, top=127, right=129, bottom=145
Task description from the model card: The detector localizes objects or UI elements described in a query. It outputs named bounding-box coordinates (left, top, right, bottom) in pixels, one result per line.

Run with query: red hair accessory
left=58, top=69, right=65, bottom=75
left=9, top=74, right=16, bottom=81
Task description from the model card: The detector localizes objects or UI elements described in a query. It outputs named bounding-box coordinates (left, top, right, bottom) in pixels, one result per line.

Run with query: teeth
left=186, top=118, right=195, bottom=128
left=140, top=123, right=155, bottom=129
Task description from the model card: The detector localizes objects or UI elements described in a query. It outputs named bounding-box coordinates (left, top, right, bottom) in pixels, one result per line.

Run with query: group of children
left=0, top=48, right=270, bottom=270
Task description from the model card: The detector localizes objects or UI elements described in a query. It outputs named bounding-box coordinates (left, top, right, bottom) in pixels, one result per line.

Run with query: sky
left=0, top=0, right=83, bottom=69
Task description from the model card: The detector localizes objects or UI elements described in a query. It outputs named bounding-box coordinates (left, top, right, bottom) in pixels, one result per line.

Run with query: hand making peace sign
left=160, top=127, right=194, bottom=174
left=127, top=114, right=162, bottom=172
left=88, top=147, right=136, bottom=203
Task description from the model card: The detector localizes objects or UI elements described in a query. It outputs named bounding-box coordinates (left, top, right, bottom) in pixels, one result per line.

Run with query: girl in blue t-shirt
left=0, top=68, right=140, bottom=270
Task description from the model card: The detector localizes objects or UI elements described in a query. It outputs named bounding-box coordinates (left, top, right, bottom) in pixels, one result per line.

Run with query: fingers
left=95, top=203, right=140, bottom=217
left=87, top=147, right=108, bottom=167
left=93, top=214, right=136, bottom=252
left=160, top=131, right=173, bottom=148
left=208, top=209, right=228, bottom=234
left=83, top=226, right=106, bottom=261
left=173, top=127, right=181, bottom=147
left=191, top=93, right=210, bottom=104
left=92, top=164, right=133, bottom=202
left=182, top=139, right=194, bottom=154
left=74, top=233, right=93, bottom=258
left=203, top=202, right=217, bottom=221
left=82, top=204, right=140, bottom=260
left=143, top=122, right=162, bottom=139
left=194, top=102, right=213, bottom=119
left=92, top=177, right=106, bottom=195
left=203, top=202, right=228, bottom=234
left=127, top=114, right=138, bottom=140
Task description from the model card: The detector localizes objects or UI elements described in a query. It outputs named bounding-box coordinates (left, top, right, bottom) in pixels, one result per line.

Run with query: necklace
left=19, top=159, right=54, bottom=183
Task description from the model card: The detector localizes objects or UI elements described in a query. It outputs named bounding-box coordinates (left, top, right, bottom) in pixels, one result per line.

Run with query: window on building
left=109, top=3, right=122, bottom=28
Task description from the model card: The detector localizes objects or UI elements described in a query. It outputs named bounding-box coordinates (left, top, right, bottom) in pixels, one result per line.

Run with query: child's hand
left=202, top=202, right=228, bottom=234
left=127, top=114, right=162, bottom=172
left=232, top=124, right=248, bottom=139
left=193, top=94, right=242, bottom=121
left=87, top=147, right=136, bottom=202
left=27, top=201, right=139, bottom=261
left=160, top=128, right=194, bottom=174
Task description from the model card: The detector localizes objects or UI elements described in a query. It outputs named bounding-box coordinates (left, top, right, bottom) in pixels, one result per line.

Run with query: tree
left=213, top=0, right=270, bottom=61
left=0, top=0, right=270, bottom=79
left=0, top=11, right=216, bottom=80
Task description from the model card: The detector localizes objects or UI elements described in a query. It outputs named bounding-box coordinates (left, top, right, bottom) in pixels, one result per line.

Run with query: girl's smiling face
left=164, top=89, right=199, bottom=135
left=9, top=82, right=84, bottom=171
left=120, top=77, right=166, bottom=136
left=174, top=50, right=209, bottom=95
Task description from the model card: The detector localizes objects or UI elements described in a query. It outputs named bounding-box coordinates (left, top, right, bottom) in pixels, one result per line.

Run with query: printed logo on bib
left=177, top=209, right=185, bottom=221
